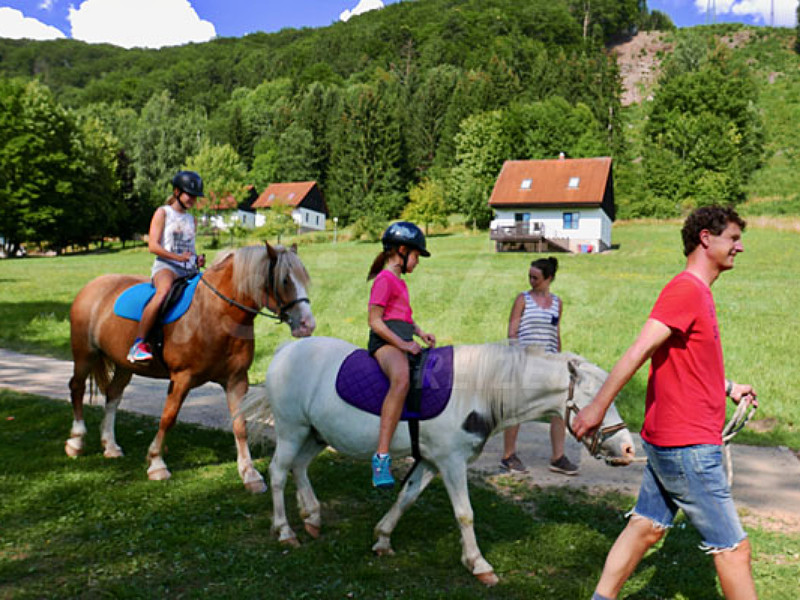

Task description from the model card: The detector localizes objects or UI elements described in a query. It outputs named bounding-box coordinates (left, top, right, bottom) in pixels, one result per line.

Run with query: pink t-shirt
left=368, top=270, right=413, bottom=323
left=642, top=271, right=726, bottom=447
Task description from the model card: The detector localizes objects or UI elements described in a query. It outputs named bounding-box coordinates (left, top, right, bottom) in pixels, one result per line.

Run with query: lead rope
left=722, top=399, right=757, bottom=485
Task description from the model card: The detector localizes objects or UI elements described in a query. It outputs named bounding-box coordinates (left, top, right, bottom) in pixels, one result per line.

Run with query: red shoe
left=127, top=340, right=153, bottom=362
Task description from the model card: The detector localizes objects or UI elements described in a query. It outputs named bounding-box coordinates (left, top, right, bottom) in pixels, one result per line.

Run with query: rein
left=562, top=372, right=631, bottom=464
left=199, top=254, right=310, bottom=324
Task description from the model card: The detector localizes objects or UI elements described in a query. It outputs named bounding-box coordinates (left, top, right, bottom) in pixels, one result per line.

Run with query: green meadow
left=0, top=220, right=797, bottom=449
left=1, top=389, right=798, bottom=599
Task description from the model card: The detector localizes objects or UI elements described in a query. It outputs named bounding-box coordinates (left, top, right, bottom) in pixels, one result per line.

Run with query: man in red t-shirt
left=573, top=205, right=758, bottom=600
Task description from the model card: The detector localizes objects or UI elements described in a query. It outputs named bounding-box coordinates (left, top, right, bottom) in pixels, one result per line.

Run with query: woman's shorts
left=151, top=258, right=196, bottom=279
left=632, top=440, right=747, bottom=552
left=368, top=320, right=414, bottom=355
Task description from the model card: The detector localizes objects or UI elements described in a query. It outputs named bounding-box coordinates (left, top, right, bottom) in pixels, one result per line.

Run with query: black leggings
left=367, top=320, right=414, bottom=356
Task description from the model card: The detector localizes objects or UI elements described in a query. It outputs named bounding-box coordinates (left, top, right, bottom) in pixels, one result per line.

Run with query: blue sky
left=0, top=0, right=795, bottom=49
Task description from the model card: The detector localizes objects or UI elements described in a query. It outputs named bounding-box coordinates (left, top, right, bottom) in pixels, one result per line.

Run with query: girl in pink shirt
left=366, top=222, right=435, bottom=488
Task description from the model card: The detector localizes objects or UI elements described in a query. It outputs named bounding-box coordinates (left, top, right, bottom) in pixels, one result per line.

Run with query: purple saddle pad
left=335, top=347, right=454, bottom=420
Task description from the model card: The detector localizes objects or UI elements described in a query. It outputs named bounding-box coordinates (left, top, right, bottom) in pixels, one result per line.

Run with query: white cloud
left=340, top=0, right=385, bottom=23
left=693, top=0, right=796, bottom=27
left=0, top=7, right=66, bottom=40
left=38, top=0, right=55, bottom=10
left=68, top=0, right=216, bottom=49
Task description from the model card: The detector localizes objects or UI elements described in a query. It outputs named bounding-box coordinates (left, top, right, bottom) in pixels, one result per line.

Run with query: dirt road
left=2, top=347, right=798, bottom=532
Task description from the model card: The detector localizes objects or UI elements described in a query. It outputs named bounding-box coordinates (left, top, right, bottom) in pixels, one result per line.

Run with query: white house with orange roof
left=488, top=156, right=615, bottom=253
left=252, top=181, right=329, bottom=232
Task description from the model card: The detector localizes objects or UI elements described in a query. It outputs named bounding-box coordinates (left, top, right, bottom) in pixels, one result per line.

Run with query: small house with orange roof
left=488, top=156, right=615, bottom=253
left=252, top=181, right=329, bottom=233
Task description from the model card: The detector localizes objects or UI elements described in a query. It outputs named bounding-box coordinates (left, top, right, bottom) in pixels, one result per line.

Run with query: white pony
left=242, top=337, right=635, bottom=586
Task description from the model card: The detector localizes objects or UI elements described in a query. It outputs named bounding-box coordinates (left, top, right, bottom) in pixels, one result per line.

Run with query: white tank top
left=159, top=204, right=195, bottom=256
left=517, top=292, right=560, bottom=353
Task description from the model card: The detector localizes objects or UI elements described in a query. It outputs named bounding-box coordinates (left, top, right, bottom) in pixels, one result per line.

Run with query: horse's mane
left=455, top=343, right=566, bottom=424
left=210, top=245, right=310, bottom=307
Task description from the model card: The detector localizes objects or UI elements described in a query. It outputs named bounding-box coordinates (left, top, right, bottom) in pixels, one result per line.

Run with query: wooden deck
left=490, top=223, right=571, bottom=253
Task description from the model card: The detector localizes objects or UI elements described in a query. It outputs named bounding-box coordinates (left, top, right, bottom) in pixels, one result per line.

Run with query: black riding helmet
left=382, top=221, right=431, bottom=257
left=171, top=170, right=204, bottom=197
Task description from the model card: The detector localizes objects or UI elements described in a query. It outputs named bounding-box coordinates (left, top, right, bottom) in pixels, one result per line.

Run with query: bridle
left=199, top=253, right=309, bottom=326
left=562, top=369, right=629, bottom=464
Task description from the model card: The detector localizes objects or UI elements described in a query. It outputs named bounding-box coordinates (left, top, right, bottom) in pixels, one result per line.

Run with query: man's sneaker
left=549, top=455, right=579, bottom=476
left=372, top=453, right=394, bottom=489
left=499, top=453, right=528, bottom=474
left=127, top=340, right=153, bottom=363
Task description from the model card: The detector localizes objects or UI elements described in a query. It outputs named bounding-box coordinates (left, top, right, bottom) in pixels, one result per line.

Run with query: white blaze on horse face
left=288, top=275, right=315, bottom=338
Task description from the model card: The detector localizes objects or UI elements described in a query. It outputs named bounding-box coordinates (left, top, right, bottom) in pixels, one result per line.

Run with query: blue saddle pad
left=335, top=347, right=454, bottom=420
left=113, top=275, right=201, bottom=324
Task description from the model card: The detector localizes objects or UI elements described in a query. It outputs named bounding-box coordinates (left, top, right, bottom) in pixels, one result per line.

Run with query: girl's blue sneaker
left=372, top=453, right=394, bottom=489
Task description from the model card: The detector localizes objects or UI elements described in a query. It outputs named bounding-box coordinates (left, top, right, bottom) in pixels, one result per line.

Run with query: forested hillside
left=0, top=0, right=795, bottom=256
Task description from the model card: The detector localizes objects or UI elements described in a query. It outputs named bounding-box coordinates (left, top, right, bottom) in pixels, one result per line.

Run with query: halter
left=562, top=371, right=629, bottom=464
left=199, top=253, right=309, bottom=326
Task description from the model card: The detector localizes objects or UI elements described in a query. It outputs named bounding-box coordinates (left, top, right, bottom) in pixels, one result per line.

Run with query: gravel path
left=2, top=347, right=799, bottom=531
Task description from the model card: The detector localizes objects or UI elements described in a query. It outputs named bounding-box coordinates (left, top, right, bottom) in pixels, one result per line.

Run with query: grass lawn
left=1, top=389, right=798, bottom=599
left=0, top=221, right=798, bottom=449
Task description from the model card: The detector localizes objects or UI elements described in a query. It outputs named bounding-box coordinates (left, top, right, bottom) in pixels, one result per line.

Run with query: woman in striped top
left=500, top=257, right=579, bottom=476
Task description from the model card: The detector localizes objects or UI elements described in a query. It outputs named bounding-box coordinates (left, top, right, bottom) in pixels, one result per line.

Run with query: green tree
left=405, top=65, right=461, bottom=176
left=185, top=141, right=247, bottom=209
left=274, top=123, right=318, bottom=183
left=259, top=198, right=296, bottom=243
left=327, top=82, right=406, bottom=224
left=294, top=82, right=342, bottom=189
left=133, top=91, right=207, bottom=207
left=640, top=43, right=763, bottom=214
left=0, top=79, right=75, bottom=252
left=402, top=178, right=449, bottom=234
left=449, top=110, right=509, bottom=229
left=796, top=2, right=800, bottom=54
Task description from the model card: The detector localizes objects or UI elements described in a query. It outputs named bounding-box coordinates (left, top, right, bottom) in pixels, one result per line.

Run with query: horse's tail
left=237, top=384, right=274, bottom=449
left=90, top=355, right=114, bottom=398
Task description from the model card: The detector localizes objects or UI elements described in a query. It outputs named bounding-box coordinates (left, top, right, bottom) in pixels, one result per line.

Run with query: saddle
left=113, top=274, right=201, bottom=324
left=114, top=274, right=200, bottom=364
left=335, top=346, right=454, bottom=420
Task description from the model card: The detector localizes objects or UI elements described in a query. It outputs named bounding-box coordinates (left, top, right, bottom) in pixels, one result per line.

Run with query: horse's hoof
left=304, top=523, right=321, bottom=539
left=280, top=537, right=301, bottom=548
left=244, top=480, right=268, bottom=494
left=475, top=572, right=499, bottom=587
left=64, top=439, right=83, bottom=458
left=103, top=445, right=124, bottom=459
left=373, top=546, right=395, bottom=557
left=148, top=468, right=171, bottom=481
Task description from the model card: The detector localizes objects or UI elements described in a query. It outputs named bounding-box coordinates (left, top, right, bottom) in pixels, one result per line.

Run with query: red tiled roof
left=252, top=181, right=317, bottom=209
left=488, top=157, right=612, bottom=207
left=196, top=192, right=238, bottom=211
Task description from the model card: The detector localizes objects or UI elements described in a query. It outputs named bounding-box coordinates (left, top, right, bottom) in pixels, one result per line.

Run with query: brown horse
left=66, top=243, right=314, bottom=492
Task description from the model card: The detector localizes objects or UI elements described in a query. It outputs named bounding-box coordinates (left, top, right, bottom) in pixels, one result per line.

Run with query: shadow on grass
left=0, top=300, right=73, bottom=357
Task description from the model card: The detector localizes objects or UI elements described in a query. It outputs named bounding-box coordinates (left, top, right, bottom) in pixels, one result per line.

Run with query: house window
left=514, top=213, right=530, bottom=223
left=563, top=212, right=580, bottom=229
left=520, top=178, right=532, bottom=190
left=305, top=212, right=309, bottom=222
left=316, top=215, right=320, bottom=226
left=568, top=177, right=580, bottom=189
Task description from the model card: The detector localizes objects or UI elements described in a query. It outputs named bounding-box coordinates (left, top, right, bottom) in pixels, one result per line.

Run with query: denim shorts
left=632, top=440, right=747, bottom=552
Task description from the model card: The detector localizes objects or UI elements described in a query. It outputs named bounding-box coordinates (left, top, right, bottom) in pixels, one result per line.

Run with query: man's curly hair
left=681, top=205, right=746, bottom=257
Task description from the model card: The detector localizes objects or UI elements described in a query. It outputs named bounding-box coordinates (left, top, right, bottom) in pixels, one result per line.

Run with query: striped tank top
left=517, top=292, right=560, bottom=353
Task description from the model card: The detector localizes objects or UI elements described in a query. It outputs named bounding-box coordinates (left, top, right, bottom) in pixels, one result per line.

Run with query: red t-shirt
left=369, top=270, right=413, bottom=323
left=641, top=271, right=726, bottom=447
